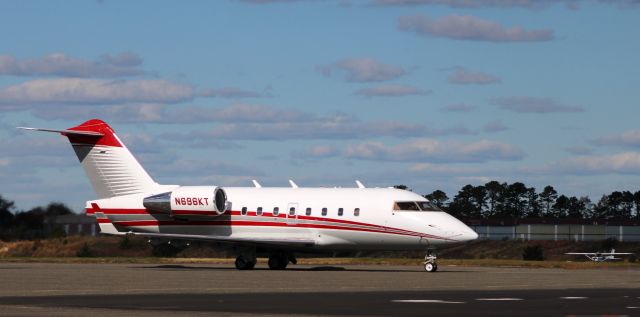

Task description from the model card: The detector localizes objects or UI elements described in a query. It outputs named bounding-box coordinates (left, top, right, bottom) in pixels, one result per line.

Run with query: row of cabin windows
left=240, top=207, right=360, bottom=217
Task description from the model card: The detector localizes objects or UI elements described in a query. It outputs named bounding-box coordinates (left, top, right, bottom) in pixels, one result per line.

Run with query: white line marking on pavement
left=392, top=300, right=465, bottom=304
left=560, top=297, right=588, bottom=300
left=475, top=298, right=523, bottom=301
left=627, top=306, right=640, bottom=309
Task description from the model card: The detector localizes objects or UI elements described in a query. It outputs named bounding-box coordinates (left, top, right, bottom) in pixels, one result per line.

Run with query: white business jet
left=19, top=119, right=478, bottom=272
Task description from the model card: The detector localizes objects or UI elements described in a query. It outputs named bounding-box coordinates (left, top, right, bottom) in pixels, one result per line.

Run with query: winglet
left=289, top=179, right=299, bottom=188
left=355, top=180, right=365, bottom=188
left=252, top=180, right=262, bottom=188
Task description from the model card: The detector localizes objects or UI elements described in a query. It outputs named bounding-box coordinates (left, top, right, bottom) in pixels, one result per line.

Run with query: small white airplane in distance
left=565, top=249, right=634, bottom=262
left=19, top=119, right=478, bottom=272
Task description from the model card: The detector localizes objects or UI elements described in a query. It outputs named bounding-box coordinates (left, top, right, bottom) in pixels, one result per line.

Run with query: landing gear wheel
left=235, top=256, right=256, bottom=270
left=268, top=254, right=289, bottom=270
left=424, top=262, right=438, bottom=272
left=423, top=249, right=438, bottom=272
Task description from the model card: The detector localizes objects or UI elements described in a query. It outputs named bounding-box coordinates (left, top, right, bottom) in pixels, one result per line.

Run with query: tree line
left=0, top=194, right=73, bottom=240
left=415, top=181, right=640, bottom=221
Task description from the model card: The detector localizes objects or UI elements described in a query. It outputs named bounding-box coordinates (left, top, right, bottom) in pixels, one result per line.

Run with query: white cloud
left=440, top=104, right=476, bottom=112
left=565, top=146, right=594, bottom=155
left=0, top=52, right=143, bottom=77
left=318, top=57, right=406, bottom=82
left=398, top=14, right=554, bottom=42
left=492, top=96, right=584, bottom=113
left=448, top=68, right=501, bottom=85
left=32, top=103, right=314, bottom=124
left=0, top=78, right=194, bottom=107
left=373, top=0, right=640, bottom=9
left=372, top=0, right=568, bottom=9
left=293, top=145, right=341, bottom=159
left=483, top=120, right=508, bottom=133
left=169, top=112, right=475, bottom=141
left=591, top=129, right=640, bottom=148
left=238, top=0, right=305, bottom=3
left=199, top=87, right=271, bottom=99
left=354, top=84, right=430, bottom=97
left=344, top=138, right=525, bottom=163
left=538, top=152, right=640, bottom=175
left=158, top=158, right=264, bottom=177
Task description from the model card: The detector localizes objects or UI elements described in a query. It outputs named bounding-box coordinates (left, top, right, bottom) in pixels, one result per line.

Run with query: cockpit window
left=394, top=201, right=420, bottom=211
left=416, top=201, right=442, bottom=211
left=394, top=201, right=442, bottom=212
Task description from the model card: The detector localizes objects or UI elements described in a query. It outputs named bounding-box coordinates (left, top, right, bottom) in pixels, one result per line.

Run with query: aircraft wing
left=124, top=231, right=317, bottom=248
left=96, top=208, right=316, bottom=248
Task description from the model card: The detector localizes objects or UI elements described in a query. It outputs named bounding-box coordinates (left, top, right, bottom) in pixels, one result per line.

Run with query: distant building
left=50, top=214, right=98, bottom=236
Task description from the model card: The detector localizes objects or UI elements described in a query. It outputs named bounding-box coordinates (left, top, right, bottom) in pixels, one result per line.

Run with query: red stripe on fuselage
left=110, top=219, right=450, bottom=240
left=87, top=208, right=456, bottom=242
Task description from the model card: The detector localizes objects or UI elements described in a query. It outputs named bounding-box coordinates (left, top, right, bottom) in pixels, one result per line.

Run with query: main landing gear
left=423, top=249, right=438, bottom=272
left=267, top=252, right=297, bottom=270
left=234, top=251, right=297, bottom=270
left=235, top=254, right=257, bottom=270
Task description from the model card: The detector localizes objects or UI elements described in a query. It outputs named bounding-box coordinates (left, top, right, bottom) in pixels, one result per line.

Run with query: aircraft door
left=286, top=203, right=299, bottom=225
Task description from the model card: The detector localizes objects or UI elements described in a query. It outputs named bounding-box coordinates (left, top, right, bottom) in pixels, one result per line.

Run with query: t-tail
left=19, top=119, right=160, bottom=198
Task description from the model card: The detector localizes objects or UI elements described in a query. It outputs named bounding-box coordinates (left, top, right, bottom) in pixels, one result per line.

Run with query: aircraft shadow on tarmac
left=135, top=264, right=472, bottom=273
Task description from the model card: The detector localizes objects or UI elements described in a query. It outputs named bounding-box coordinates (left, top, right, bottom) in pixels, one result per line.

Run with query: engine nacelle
left=143, top=186, right=227, bottom=218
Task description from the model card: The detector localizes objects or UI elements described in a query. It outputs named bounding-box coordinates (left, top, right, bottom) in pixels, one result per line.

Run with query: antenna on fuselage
left=289, top=179, right=299, bottom=188
left=355, top=180, right=365, bottom=188
left=252, top=180, right=262, bottom=188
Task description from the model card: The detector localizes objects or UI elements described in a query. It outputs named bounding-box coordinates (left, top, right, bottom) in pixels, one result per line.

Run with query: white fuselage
left=87, top=186, right=478, bottom=251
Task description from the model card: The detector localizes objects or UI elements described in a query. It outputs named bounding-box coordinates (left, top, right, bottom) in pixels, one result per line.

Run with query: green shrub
left=522, top=245, right=544, bottom=261
left=119, top=235, right=131, bottom=250
left=76, top=242, right=94, bottom=257
left=151, top=242, right=180, bottom=257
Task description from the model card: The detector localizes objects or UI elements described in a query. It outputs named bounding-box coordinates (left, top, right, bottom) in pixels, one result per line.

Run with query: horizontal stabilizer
left=94, top=206, right=123, bottom=235
left=17, top=127, right=104, bottom=136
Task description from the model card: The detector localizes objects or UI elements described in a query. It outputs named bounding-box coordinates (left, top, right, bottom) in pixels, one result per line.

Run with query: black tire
left=235, top=256, right=255, bottom=270
left=268, top=255, right=288, bottom=270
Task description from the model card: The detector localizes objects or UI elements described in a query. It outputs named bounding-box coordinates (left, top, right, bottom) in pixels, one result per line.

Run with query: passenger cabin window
left=321, top=207, right=327, bottom=216
left=273, top=207, right=280, bottom=216
left=289, top=207, right=296, bottom=216
left=338, top=208, right=344, bottom=216
left=306, top=207, right=312, bottom=216
left=257, top=207, right=263, bottom=216
left=393, top=201, right=442, bottom=212
left=241, top=207, right=248, bottom=215
left=354, top=208, right=360, bottom=216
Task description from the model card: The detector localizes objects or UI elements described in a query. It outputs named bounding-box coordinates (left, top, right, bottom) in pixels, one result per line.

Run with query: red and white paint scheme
left=20, top=119, right=477, bottom=272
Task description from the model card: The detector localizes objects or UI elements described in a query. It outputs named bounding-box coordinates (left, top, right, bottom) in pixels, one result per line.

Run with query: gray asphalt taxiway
left=1, top=262, right=639, bottom=316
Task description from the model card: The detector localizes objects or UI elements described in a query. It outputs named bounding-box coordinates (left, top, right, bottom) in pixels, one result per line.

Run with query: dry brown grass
left=0, top=256, right=637, bottom=270
left=1, top=236, right=639, bottom=270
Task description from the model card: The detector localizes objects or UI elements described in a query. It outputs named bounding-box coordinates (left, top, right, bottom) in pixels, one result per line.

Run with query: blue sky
left=1, top=0, right=639, bottom=212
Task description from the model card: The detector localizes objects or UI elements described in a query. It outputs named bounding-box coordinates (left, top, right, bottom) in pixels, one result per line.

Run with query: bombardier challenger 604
left=20, top=119, right=478, bottom=272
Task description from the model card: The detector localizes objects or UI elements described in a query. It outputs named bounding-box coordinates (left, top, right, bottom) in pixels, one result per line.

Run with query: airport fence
left=469, top=224, right=640, bottom=241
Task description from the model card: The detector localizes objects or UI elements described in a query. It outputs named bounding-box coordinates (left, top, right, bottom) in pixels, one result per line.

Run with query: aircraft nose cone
left=459, top=226, right=479, bottom=242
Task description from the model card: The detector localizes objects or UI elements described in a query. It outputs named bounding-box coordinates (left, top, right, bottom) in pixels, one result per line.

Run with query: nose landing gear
left=423, top=249, right=438, bottom=272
